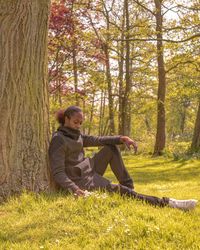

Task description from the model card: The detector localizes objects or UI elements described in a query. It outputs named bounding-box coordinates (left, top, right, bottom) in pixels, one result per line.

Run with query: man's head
left=56, top=106, right=83, bottom=130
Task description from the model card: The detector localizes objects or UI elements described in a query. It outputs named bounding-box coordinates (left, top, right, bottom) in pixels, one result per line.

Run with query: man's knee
left=106, top=183, right=120, bottom=193
left=106, top=183, right=134, bottom=196
left=103, top=144, right=120, bottom=155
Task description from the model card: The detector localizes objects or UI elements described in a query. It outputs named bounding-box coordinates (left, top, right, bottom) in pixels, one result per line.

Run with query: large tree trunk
left=0, top=0, right=50, bottom=200
left=153, top=0, right=166, bottom=156
left=191, top=99, right=200, bottom=150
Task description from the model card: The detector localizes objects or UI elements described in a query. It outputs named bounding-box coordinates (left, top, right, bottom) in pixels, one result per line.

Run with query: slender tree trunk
left=103, top=42, right=115, bottom=135
left=0, top=0, right=50, bottom=200
left=72, top=41, right=79, bottom=106
left=71, top=2, right=79, bottom=106
left=82, top=83, right=86, bottom=134
left=99, top=88, right=107, bottom=135
left=56, top=61, right=62, bottom=106
left=180, top=100, right=190, bottom=134
left=145, top=116, right=151, bottom=133
left=180, top=108, right=186, bottom=134
left=102, top=5, right=115, bottom=135
left=118, top=49, right=124, bottom=135
left=99, top=89, right=103, bottom=136
left=88, top=93, right=95, bottom=135
left=102, top=93, right=110, bottom=135
left=121, top=0, right=132, bottom=136
left=153, top=0, right=166, bottom=156
left=118, top=4, right=125, bottom=135
left=104, top=102, right=119, bottom=135
left=191, top=99, right=200, bottom=150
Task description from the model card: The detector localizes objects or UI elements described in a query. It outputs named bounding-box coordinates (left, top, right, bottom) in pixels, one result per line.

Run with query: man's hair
left=64, top=106, right=82, bottom=119
left=56, top=106, right=82, bottom=125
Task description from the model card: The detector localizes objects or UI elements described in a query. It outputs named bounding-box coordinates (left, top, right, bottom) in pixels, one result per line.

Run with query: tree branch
left=161, top=4, right=179, bottom=16
left=177, top=4, right=200, bottom=11
left=115, top=33, right=200, bottom=43
left=132, top=0, right=155, bottom=16
left=166, top=61, right=200, bottom=73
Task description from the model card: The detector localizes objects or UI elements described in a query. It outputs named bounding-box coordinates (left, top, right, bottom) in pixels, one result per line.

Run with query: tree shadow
left=105, top=158, right=200, bottom=184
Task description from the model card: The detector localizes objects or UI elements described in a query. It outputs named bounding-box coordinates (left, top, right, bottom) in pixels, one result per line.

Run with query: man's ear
left=64, top=116, right=70, bottom=125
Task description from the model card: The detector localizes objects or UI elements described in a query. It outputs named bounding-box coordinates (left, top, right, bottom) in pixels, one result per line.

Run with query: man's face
left=65, top=112, right=83, bottom=130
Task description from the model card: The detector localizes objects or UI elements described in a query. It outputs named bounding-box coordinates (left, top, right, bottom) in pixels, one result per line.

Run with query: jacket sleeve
left=82, top=134, right=122, bottom=147
left=49, top=135, right=79, bottom=193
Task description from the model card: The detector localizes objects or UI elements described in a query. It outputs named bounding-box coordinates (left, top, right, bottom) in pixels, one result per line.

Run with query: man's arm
left=82, top=134, right=122, bottom=147
left=82, top=134, right=138, bottom=153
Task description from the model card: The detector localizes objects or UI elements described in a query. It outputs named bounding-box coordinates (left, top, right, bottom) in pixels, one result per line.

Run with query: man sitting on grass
left=49, top=106, right=198, bottom=211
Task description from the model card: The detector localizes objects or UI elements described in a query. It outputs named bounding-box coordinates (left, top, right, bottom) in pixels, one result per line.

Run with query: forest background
left=48, top=0, right=200, bottom=157
left=0, top=2, right=200, bottom=248
left=0, top=0, right=200, bottom=199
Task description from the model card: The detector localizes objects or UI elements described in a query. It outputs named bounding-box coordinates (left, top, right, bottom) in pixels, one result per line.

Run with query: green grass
left=0, top=156, right=200, bottom=250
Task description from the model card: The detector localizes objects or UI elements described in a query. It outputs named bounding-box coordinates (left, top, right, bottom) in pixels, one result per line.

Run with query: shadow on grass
left=131, top=160, right=175, bottom=169
left=105, top=158, right=200, bottom=184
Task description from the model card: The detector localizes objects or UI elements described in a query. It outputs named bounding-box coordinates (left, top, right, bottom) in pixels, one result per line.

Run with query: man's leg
left=92, top=145, right=134, bottom=189
left=107, top=183, right=169, bottom=207
left=104, top=184, right=197, bottom=210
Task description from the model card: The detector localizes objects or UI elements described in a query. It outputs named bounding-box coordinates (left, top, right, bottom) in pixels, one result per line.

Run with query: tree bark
left=191, top=99, right=200, bottom=150
left=153, top=0, right=166, bottom=156
left=0, top=0, right=50, bottom=200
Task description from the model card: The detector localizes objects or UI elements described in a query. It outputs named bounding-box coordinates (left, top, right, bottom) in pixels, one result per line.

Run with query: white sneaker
left=169, top=198, right=198, bottom=211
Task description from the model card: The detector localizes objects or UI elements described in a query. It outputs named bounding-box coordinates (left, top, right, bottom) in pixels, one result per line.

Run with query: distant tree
left=153, top=0, right=166, bottom=156
left=48, top=0, right=104, bottom=134
left=191, top=99, right=200, bottom=150
left=119, top=0, right=132, bottom=137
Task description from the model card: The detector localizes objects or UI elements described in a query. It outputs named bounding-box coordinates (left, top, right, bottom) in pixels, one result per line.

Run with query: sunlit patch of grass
left=0, top=156, right=200, bottom=249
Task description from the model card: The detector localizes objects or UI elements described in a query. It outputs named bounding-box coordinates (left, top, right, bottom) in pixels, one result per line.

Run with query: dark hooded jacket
left=49, top=126, right=122, bottom=192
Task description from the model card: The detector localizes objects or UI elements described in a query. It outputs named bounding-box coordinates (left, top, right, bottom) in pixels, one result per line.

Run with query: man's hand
left=74, top=188, right=85, bottom=197
left=74, top=189, right=92, bottom=198
left=120, top=136, right=138, bottom=153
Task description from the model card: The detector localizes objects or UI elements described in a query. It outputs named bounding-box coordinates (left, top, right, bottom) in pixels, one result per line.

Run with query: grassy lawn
left=0, top=155, right=200, bottom=250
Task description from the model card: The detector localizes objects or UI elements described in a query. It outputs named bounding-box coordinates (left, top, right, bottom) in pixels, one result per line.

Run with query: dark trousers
left=108, top=184, right=169, bottom=207
left=93, top=145, right=134, bottom=189
left=92, top=145, right=169, bottom=207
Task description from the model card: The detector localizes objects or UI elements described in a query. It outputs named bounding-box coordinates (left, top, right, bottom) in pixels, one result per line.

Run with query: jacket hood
left=58, top=126, right=81, bottom=140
